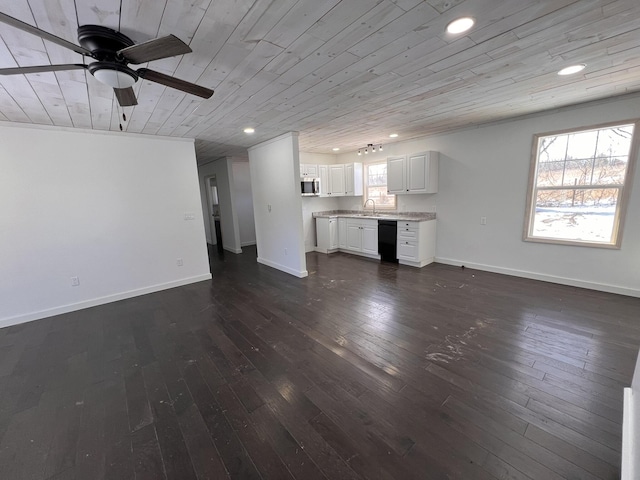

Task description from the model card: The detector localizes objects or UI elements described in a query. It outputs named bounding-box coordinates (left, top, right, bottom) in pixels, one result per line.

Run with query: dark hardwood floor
left=1, top=245, right=639, bottom=479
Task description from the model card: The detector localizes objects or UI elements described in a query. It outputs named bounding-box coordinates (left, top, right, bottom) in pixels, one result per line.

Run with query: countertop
left=312, top=210, right=436, bottom=221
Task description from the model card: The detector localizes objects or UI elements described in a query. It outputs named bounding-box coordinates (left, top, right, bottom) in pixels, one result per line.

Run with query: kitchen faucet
left=363, top=198, right=376, bottom=215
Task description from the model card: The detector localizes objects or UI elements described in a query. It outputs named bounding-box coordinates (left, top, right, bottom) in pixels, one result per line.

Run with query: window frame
left=523, top=119, right=639, bottom=249
left=364, top=160, right=396, bottom=210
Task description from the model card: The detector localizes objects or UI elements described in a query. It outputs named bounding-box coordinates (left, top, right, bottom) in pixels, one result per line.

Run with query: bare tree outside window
left=524, top=121, right=638, bottom=247
left=365, top=162, right=396, bottom=209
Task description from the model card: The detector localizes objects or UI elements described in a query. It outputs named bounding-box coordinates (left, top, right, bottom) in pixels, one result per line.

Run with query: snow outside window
left=524, top=121, right=638, bottom=248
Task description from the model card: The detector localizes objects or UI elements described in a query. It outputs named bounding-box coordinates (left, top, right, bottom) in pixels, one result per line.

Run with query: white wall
left=300, top=151, right=339, bottom=165
left=248, top=132, right=307, bottom=277
left=198, top=157, right=242, bottom=253
left=0, top=123, right=211, bottom=327
left=336, top=94, right=640, bottom=296
left=232, top=160, right=257, bottom=246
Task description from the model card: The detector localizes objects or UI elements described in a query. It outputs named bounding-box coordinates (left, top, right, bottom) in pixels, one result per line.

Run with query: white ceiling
left=1, top=0, right=639, bottom=162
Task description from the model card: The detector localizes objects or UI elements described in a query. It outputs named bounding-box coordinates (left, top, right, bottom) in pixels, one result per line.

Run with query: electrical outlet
left=284, top=248, right=288, bottom=256
left=480, top=216, right=487, bottom=225
left=71, top=276, right=80, bottom=287
left=177, top=258, right=183, bottom=266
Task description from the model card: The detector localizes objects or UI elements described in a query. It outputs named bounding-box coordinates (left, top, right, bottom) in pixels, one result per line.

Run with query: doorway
left=205, top=175, right=223, bottom=251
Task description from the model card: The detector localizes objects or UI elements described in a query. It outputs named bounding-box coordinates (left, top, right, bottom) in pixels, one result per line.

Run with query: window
left=365, top=161, right=396, bottom=209
left=524, top=121, right=638, bottom=248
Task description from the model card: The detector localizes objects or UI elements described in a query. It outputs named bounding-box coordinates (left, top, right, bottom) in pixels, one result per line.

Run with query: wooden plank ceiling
left=0, top=0, right=639, bottom=162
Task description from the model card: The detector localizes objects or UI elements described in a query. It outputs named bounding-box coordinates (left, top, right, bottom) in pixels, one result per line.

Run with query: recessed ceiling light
left=332, top=147, right=340, bottom=151
left=446, top=17, right=475, bottom=34
left=243, top=127, right=255, bottom=134
left=389, top=133, right=398, bottom=138
left=557, top=64, right=586, bottom=76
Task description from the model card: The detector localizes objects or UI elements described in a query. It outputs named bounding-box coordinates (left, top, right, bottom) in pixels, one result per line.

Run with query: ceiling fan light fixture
left=558, top=64, right=586, bottom=76
left=446, top=17, right=475, bottom=34
left=91, top=66, right=137, bottom=88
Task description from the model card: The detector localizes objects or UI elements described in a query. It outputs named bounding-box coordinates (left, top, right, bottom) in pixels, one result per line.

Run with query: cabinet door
left=329, top=219, right=338, bottom=249
left=387, top=156, right=406, bottom=194
left=407, top=153, right=427, bottom=193
left=329, top=164, right=345, bottom=196
left=318, top=165, right=330, bottom=196
left=344, top=163, right=354, bottom=195
left=346, top=223, right=362, bottom=251
left=316, top=218, right=330, bottom=251
left=338, top=218, right=347, bottom=248
left=361, top=222, right=379, bottom=255
left=305, top=164, right=319, bottom=177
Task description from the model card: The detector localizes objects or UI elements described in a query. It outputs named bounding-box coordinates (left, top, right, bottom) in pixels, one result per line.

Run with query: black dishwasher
left=378, top=220, right=398, bottom=263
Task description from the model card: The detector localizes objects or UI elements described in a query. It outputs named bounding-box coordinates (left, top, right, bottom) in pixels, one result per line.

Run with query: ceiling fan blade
left=114, top=87, right=137, bottom=107
left=0, top=12, right=92, bottom=57
left=118, top=35, right=192, bottom=64
left=136, top=68, right=214, bottom=99
left=0, top=63, right=87, bottom=75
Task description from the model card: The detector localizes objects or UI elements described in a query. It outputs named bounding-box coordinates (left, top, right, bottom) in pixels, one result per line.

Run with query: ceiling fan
left=0, top=12, right=214, bottom=107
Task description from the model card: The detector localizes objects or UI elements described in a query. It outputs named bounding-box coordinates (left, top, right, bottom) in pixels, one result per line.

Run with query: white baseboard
left=622, top=387, right=635, bottom=480
left=257, top=257, right=308, bottom=278
left=241, top=241, right=256, bottom=247
left=435, top=257, right=640, bottom=298
left=223, top=246, right=243, bottom=254
left=0, top=274, right=212, bottom=329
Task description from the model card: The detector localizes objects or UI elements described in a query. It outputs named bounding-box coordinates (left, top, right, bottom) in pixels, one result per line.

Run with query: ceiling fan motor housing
left=77, top=25, right=134, bottom=62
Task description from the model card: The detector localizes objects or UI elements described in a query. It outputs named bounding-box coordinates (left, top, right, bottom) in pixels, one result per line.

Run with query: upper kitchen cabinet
left=387, top=151, right=439, bottom=194
left=318, top=162, right=363, bottom=197
left=344, top=163, right=363, bottom=196
left=300, top=164, right=319, bottom=177
left=329, top=164, right=346, bottom=195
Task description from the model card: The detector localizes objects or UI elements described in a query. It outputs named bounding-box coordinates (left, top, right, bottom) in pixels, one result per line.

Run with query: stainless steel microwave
left=301, top=177, right=320, bottom=196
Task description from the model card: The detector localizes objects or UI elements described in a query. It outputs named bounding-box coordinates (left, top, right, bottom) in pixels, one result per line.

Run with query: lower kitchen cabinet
left=338, top=218, right=347, bottom=248
left=316, top=217, right=379, bottom=258
left=397, top=220, right=436, bottom=267
left=316, top=215, right=436, bottom=267
left=345, top=218, right=378, bottom=256
left=315, top=217, right=338, bottom=253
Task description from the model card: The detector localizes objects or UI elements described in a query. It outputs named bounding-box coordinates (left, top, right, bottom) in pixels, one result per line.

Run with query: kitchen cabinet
left=300, top=164, right=319, bottom=177
left=329, top=164, right=345, bottom=196
left=338, top=218, right=347, bottom=248
left=387, top=151, right=438, bottom=194
left=397, top=220, right=436, bottom=267
left=315, top=217, right=338, bottom=253
left=319, top=165, right=329, bottom=196
left=344, top=163, right=363, bottom=196
left=344, top=218, right=378, bottom=256
left=317, top=162, right=363, bottom=197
